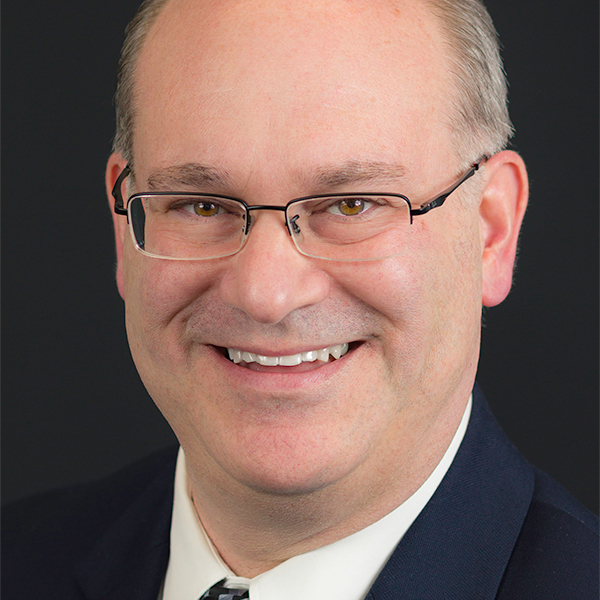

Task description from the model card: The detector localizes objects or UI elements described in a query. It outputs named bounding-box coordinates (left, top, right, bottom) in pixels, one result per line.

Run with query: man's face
left=111, top=0, right=487, bottom=498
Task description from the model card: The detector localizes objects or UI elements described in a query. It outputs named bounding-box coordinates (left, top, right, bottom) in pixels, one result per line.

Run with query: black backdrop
left=3, top=1, right=598, bottom=513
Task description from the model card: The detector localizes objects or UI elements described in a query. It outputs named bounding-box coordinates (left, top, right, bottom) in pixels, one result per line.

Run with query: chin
left=236, top=466, right=339, bottom=497
left=219, top=430, right=360, bottom=497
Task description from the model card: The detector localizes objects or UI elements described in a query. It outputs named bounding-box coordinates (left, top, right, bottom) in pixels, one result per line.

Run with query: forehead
left=133, top=0, right=455, bottom=185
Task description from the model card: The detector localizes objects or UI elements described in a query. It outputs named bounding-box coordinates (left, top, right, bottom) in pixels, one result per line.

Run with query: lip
left=209, top=341, right=361, bottom=392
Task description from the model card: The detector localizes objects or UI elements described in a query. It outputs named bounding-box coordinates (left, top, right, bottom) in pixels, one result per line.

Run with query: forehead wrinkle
left=146, top=163, right=232, bottom=191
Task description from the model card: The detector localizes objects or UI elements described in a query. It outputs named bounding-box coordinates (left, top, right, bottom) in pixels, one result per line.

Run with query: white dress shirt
left=161, top=396, right=472, bottom=600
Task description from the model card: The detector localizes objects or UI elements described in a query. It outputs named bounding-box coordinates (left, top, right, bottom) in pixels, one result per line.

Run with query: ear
left=478, top=150, right=529, bottom=307
left=106, top=153, right=129, bottom=300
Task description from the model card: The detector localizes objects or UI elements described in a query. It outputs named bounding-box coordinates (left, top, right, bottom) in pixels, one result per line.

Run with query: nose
left=219, top=211, right=330, bottom=324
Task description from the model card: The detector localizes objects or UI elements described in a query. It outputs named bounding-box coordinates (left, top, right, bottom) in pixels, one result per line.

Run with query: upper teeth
left=227, top=343, right=349, bottom=366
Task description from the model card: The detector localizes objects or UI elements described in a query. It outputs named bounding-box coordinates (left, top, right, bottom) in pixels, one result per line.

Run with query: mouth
left=226, top=342, right=350, bottom=367
left=213, top=341, right=361, bottom=381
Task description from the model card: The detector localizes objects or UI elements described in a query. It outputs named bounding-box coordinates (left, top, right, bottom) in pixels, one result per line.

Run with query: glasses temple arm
left=410, top=158, right=487, bottom=219
left=112, top=164, right=132, bottom=215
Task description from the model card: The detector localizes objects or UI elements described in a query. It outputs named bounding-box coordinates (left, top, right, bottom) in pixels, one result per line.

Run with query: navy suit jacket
left=3, top=385, right=598, bottom=599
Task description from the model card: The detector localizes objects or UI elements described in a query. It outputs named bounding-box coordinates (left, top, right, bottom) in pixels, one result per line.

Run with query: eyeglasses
left=112, top=158, right=485, bottom=262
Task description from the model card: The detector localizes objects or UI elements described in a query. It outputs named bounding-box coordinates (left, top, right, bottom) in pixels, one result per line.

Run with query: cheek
left=334, top=218, right=481, bottom=385
left=410, top=219, right=482, bottom=383
left=121, top=243, right=222, bottom=372
left=330, top=258, right=433, bottom=391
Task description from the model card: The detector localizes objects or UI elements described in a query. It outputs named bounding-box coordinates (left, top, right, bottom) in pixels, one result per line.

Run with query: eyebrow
left=309, top=160, right=408, bottom=190
left=146, top=163, right=231, bottom=191
left=144, top=159, right=409, bottom=193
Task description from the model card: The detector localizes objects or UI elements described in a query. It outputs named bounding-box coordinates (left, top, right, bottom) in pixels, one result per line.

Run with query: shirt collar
left=162, top=395, right=472, bottom=600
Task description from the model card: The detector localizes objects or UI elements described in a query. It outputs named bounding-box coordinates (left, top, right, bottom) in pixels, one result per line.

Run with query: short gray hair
left=112, top=0, right=170, bottom=165
left=424, top=0, right=514, bottom=166
left=112, top=0, right=513, bottom=167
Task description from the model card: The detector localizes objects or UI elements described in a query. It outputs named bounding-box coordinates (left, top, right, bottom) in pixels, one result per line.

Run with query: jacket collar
left=366, top=384, right=534, bottom=599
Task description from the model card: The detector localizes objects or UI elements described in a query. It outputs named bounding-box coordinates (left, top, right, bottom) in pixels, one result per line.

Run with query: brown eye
left=337, top=198, right=368, bottom=216
left=194, top=201, right=220, bottom=217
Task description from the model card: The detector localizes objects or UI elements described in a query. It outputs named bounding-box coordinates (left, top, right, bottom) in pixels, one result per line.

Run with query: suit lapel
left=366, top=385, right=534, bottom=600
left=74, top=453, right=176, bottom=600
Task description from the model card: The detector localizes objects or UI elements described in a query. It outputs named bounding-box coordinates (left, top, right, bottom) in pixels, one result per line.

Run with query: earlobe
left=479, top=150, right=529, bottom=307
left=106, top=153, right=129, bottom=300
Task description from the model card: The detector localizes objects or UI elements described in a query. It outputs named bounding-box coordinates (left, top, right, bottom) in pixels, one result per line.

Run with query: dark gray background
left=3, top=1, right=598, bottom=513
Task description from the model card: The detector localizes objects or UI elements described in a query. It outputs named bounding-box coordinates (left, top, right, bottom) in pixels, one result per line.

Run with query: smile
left=227, top=343, right=350, bottom=366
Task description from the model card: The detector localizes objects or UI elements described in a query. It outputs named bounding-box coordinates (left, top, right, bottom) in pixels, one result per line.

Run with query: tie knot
left=200, top=580, right=250, bottom=600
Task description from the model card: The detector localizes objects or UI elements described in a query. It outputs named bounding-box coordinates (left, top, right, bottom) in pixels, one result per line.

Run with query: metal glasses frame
left=112, top=157, right=486, bottom=257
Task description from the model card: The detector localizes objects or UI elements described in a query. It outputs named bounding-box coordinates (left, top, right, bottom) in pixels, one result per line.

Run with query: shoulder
left=3, top=446, right=178, bottom=547
left=497, top=466, right=599, bottom=599
left=2, top=446, right=178, bottom=599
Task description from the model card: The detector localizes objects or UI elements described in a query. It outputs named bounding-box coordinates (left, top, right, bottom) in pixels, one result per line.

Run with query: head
left=106, top=0, right=527, bottom=499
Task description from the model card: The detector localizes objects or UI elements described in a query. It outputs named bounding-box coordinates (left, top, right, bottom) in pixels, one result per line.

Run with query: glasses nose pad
left=288, top=214, right=301, bottom=235
left=243, top=212, right=252, bottom=235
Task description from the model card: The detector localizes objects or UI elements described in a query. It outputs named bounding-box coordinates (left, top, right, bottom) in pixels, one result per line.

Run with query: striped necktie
left=200, top=580, right=250, bottom=600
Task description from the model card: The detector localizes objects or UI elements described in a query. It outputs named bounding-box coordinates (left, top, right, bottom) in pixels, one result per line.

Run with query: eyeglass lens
left=128, top=193, right=412, bottom=261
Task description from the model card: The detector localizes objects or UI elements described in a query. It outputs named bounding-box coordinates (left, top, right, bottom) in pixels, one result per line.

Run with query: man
left=3, top=0, right=597, bottom=598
